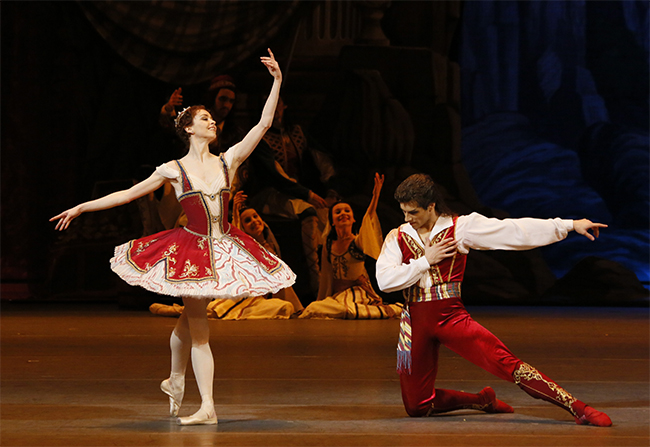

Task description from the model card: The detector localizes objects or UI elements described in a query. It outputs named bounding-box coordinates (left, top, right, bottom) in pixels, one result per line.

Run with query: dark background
left=2, top=1, right=648, bottom=307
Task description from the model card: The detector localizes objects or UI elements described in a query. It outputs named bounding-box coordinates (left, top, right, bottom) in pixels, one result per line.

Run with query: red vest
left=397, top=216, right=466, bottom=301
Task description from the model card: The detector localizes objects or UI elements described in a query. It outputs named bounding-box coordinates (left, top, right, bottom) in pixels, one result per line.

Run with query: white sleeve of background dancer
left=455, top=212, right=574, bottom=254
left=376, top=228, right=431, bottom=293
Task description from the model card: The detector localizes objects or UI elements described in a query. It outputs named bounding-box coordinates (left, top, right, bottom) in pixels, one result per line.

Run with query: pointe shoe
left=160, top=378, right=184, bottom=417
left=176, top=407, right=218, bottom=426
left=575, top=405, right=612, bottom=427
left=479, top=387, right=514, bottom=414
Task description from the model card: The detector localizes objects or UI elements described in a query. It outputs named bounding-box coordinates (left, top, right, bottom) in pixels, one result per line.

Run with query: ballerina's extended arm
left=50, top=173, right=168, bottom=231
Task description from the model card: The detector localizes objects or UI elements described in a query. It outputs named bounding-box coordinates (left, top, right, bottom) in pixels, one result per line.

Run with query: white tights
left=169, top=297, right=215, bottom=417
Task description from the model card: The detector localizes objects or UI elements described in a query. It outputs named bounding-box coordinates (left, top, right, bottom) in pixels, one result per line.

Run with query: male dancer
left=376, top=173, right=612, bottom=426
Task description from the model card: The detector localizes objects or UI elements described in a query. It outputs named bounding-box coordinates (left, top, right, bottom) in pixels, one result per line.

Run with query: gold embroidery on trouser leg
left=513, top=363, right=578, bottom=416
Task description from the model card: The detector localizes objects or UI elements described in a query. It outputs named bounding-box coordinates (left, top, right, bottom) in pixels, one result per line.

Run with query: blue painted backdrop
left=460, top=0, right=649, bottom=287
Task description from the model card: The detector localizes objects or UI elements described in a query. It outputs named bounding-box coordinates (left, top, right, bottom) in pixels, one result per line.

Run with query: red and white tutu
left=110, top=153, right=296, bottom=300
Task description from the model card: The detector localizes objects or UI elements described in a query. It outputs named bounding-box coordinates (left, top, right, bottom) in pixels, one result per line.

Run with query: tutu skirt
left=110, top=226, right=296, bottom=300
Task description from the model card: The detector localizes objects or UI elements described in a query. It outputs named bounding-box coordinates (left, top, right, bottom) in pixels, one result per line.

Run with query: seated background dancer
left=231, top=96, right=335, bottom=296
left=299, top=173, right=402, bottom=320
left=375, top=173, right=612, bottom=426
left=150, top=190, right=303, bottom=320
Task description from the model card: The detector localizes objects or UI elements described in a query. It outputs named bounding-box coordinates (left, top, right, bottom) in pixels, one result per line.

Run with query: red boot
left=573, top=402, right=613, bottom=427
left=513, top=362, right=612, bottom=427
left=427, top=387, right=514, bottom=415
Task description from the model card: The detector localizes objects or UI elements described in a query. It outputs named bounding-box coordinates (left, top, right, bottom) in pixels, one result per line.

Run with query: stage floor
left=1, top=301, right=648, bottom=446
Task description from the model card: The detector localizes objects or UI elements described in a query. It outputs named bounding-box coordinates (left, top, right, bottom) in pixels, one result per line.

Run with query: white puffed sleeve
left=455, top=212, right=574, bottom=253
left=155, top=163, right=181, bottom=180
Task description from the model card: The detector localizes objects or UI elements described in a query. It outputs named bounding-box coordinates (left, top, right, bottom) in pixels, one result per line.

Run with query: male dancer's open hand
left=424, top=239, right=458, bottom=265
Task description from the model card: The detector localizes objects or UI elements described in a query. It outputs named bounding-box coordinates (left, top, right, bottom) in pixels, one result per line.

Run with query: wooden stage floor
left=1, top=301, right=648, bottom=446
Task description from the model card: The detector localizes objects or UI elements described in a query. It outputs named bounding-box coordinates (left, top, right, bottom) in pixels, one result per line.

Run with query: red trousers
left=400, top=298, right=521, bottom=416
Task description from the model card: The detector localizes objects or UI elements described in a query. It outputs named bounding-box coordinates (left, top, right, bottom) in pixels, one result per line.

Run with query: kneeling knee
left=403, top=401, right=428, bottom=417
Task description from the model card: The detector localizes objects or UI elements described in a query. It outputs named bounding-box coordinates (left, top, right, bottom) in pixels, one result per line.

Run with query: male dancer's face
left=399, top=201, right=439, bottom=233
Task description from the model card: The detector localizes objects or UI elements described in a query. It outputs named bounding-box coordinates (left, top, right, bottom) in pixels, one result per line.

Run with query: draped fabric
left=78, top=0, right=301, bottom=84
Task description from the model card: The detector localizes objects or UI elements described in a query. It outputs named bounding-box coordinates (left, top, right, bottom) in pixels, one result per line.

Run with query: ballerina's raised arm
left=229, top=48, right=283, bottom=166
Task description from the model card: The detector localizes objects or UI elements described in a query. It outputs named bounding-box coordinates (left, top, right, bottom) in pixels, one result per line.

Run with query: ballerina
left=51, top=49, right=293, bottom=426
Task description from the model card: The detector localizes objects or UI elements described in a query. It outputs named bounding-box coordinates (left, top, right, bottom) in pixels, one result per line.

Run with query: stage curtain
left=77, top=0, right=300, bottom=84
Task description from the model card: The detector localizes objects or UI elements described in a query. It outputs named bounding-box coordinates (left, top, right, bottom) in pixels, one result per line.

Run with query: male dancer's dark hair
left=394, top=173, right=453, bottom=216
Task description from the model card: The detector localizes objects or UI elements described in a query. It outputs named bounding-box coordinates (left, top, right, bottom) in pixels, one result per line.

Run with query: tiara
left=174, top=106, right=191, bottom=127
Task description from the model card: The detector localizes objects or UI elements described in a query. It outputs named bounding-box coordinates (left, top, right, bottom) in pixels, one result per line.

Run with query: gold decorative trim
left=513, top=363, right=578, bottom=414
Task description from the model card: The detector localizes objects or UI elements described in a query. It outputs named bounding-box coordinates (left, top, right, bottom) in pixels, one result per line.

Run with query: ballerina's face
left=188, top=109, right=217, bottom=141
left=331, top=203, right=355, bottom=228
left=240, top=208, right=265, bottom=239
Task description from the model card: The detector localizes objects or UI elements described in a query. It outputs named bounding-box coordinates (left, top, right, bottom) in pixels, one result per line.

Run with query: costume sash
left=397, top=304, right=413, bottom=374
left=396, top=282, right=463, bottom=374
